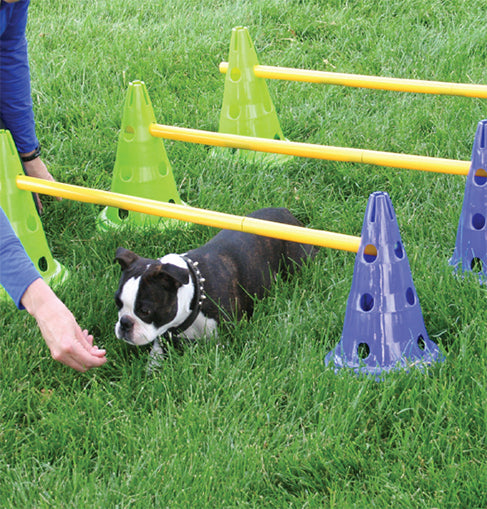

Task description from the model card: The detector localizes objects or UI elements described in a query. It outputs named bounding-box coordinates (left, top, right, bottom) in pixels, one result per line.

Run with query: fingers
left=49, top=325, right=107, bottom=372
left=53, top=337, right=107, bottom=372
left=78, top=329, right=107, bottom=357
left=69, top=328, right=108, bottom=370
left=83, top=330, right=94, bottom=346
left=23, top=158, right=62, bottom=201
left=34, top=192, right=44, bottom=215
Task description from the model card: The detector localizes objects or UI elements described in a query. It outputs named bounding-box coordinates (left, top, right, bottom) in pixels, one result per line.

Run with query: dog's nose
left=120, top=316, right=133, bottom=332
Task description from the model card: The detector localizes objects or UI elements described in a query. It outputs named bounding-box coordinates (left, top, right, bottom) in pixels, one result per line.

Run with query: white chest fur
left=182, top=312, right=218, bottom=340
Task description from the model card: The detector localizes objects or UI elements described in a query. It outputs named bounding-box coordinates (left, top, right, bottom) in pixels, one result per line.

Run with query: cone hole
left=360, top=293, right=374, bottom=312
left=169, top=199, right=175, bottom=204
left=230, top=67, right=241, bottom=82
left=394, top=241, right=404, bottom=259
left=474, top=168, right=487, bottom=186
left=124, top=125, right=135, bottom=142
left=158, top=162, right=168, bottom=177
left=472, top=213, right=486, bottom=230
left=417, top=335, right=426, bottom=351
left=120, top=166, right=133, bottom=182
left=368, top=201, right=376, bottom=222
left=229, top=104, right=240, bottom=120
left=38, top=257, right=48, bottom=273
left=471, top=257, right=483, bottom=272
left=363, top=244, right=377, bottom=263
left=118, top=209, right=129, bottom=220
left=273, top=133, right=282, bottom=140
left=358, top=342, right=370, bottom=360
left=406, top=287, right=415, bottom=306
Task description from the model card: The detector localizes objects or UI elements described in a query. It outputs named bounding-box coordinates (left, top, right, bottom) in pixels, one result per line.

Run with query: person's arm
left=0, top=206, right=40, bottom=308
left=0, top=0, right=39, bottom=154
left=0, top=208, right=107, bottom=371
left=21, top=278, right=107, bottom=372
left=0, top=1, right=58, bottom=214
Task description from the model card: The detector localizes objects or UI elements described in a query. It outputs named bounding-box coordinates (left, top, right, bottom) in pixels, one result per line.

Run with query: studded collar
left=166, top=255, right=206, bottom=337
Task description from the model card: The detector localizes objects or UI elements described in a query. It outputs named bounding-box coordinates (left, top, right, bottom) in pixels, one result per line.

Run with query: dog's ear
left=115, top=247, right=140, bottom=270
left=144, top=263, right=190, bottom=289
left=162, top=264, right=190, bottom=287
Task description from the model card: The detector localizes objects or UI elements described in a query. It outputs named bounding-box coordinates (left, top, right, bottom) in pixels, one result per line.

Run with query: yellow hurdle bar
left=16, top=176, right=362, bottom=253
left=149, top=123, right=471, bottom=176
left=219, top=62, right=487, bottom=99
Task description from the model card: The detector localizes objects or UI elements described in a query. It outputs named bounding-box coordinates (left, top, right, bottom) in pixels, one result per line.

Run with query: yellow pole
left=220, top=62, right=487, bottom=99
left=16, top=176, right=363, bottom=253
left=149, top=123, right=470, bottom=176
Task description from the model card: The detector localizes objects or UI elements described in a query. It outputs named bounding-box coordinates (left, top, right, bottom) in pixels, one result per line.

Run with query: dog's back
left=249, top=206, right=317, bottom=269
left=186, top=207, right=317, bottom=321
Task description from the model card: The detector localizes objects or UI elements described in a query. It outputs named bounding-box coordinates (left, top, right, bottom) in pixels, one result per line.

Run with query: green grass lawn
left=2, top=0, right=487, bottom=506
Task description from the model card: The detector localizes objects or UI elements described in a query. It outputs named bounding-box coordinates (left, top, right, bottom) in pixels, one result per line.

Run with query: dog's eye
left=115, top=296, right=123, bottom=309
left=138, top=307, right=151, bottom=318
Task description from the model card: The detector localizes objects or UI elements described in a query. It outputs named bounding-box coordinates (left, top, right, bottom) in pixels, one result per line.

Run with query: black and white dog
left=114, top=208, right=316, bottom=363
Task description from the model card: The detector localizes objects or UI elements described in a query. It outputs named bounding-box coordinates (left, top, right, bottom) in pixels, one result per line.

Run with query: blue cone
left=449, top=119, right=487, bottom=281
left=325, top=191, right=444, bottom=378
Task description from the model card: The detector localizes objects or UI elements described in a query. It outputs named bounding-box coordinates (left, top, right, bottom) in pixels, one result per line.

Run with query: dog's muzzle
left=117, top=315, right=135, bottom=343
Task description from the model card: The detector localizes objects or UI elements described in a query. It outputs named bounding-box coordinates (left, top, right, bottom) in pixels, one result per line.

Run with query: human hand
left=21, top=157, right=61, bottom=213
left=21, top=279, right=107, bottom=372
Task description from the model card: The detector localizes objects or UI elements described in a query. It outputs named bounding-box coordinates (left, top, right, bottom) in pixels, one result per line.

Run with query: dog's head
left=114, top=247, right=192, bottom=345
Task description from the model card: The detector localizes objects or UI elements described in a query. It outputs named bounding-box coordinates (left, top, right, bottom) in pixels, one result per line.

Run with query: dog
left=114, top=208, right=316, bottom=365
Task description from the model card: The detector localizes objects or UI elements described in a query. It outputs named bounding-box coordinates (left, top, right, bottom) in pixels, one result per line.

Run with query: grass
left=1, top=0, right=487, bottom=506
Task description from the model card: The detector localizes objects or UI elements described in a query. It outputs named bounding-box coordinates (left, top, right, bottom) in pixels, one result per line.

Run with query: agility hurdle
left=219, top=62, right=487, bottom=99
left=216, top=27, right=486, bottom=167
left=150, top=123, right=471, bottom=176
left=16, top=176, right=364, bottom=253
left=15, top=175, right=444, bottom=376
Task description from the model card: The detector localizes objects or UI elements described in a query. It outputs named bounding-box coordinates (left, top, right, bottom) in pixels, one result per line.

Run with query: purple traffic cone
left=325, top=191, right=444, bottom=378
left=449, top=119, right=487, bottom=280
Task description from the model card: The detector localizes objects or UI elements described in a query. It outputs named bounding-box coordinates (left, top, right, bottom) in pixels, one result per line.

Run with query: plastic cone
left=0, top=129, right=69, bottom=301
left=215, top=26, right=289, bottom=164
left=449, top=119, right=487, bottom=281
left=97, top=80, right=183, bottom=231
left=325, top=191, right=444, bottom=378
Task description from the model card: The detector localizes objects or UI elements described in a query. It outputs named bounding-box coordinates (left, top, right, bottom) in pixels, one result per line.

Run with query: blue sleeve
left=0, top=206, right=41, bottom=309
left=0, top=0, right=39, bottom=154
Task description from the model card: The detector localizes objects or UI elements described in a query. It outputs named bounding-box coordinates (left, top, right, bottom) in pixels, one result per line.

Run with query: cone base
left=209, top=146, right=292, bottom=166
left=449, top=259, right=487, bottom=284
left=324, top=338, right=445, bottom=380
left=45, top=259, right=70, bottom=288
left=96, top=206, right=187, bottom=233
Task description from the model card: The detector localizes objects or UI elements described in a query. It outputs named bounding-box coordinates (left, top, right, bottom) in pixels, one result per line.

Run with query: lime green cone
left=215, top=26, right=290, bottom=164
left=97, top=80, right=183, bottom=232
left=0, top=130, right=69, bottom=302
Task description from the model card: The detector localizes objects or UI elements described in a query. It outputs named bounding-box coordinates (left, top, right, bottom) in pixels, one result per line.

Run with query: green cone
left=0, top=129, right=68, bottom=302
left=97, top=80, right=183, bottom=231
left=217, top=27, right=289, bottom=163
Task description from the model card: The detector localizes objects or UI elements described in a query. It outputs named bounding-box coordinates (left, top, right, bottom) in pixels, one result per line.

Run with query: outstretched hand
left=21, top=279, right=107, bottom=372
